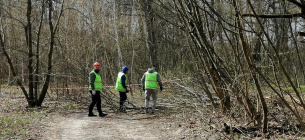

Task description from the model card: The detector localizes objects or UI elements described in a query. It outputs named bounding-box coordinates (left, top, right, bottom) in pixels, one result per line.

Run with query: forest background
left=1, top=0, right=305, bottom=139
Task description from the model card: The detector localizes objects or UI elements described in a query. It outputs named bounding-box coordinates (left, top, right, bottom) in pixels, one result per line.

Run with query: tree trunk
left=34, top=0, right=45, bottom=104
left=38, top=0, right=64, bottom=106
left=141, top=0, right=158, bottom=68
left=175, top=0, right=230, bottom=113
left=114, top=0, right=124, bottom=67
left=26, top=0, right=34, bottom=107
left=235, top=0, right=268, bottom=132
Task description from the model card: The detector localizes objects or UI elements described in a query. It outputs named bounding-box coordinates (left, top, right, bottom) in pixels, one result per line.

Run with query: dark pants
left=119, top=92, right=127, bottom=108
left=89, top=91, right=102, bottom=115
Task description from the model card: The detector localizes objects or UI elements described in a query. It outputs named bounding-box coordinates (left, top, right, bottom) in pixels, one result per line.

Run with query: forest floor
left=0, top=90, right=213, bottom=140
left=1, top=88, right=305, bottom=139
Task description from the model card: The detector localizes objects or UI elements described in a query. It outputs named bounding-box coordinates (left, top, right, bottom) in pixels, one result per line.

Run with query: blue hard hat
left=122, top=66, right=129, bottom=73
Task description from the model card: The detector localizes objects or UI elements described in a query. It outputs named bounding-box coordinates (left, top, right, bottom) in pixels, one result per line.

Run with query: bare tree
left=37, top=0, right=64, bottom=106
left=1, top=0, right=64, bottom=107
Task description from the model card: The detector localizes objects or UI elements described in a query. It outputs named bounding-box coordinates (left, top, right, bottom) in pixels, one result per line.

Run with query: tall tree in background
left=140, top=0, right=158, bottom=69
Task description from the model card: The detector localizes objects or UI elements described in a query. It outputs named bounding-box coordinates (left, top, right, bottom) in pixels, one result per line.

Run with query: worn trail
left=42, top=110, right=174, bottom=140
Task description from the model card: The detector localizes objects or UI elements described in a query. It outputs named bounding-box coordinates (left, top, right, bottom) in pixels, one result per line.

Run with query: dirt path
left=42, top=109, right=180, bottom=140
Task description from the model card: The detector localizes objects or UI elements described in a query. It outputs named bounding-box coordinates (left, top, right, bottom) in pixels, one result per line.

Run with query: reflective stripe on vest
left=145, top=72, right=158, bottom=90
left=89, top=71, right=103, bottom=91
left=115, top=72, right=127, bottom=92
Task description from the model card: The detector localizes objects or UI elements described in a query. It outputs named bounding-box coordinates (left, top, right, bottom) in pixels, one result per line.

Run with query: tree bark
left=38, top=0, right=64, bottom=106
left=141, top=0, right=158, bottom=68
left=34, top=0, right=45, bottom=103
left=26, top=0, right=34, bottom=107
left=236, top=0, right=269, bottom=132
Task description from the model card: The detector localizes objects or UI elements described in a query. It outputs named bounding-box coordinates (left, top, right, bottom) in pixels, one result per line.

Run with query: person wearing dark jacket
left=115, top=66, right=129, bottom=113
left=141, top=67, right=163, bottom=114
left=88, top=62, right=107, bottom=117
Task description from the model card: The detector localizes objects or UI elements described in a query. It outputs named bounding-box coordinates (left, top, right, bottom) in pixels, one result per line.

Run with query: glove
left=160, top=87, right=163, bottom=91
left=92, top=90, right=96, bottom=95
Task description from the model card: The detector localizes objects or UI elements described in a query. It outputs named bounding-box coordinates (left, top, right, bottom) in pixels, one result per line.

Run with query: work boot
left=121, top=109, right=127, bottom=113
left=99, top=112, right=107, bottom=117
left=152, top=107, right=155, bottom=114
left=122, top=108, right=127, bottom=113
left=88, top=113, right=97, bottom=117
left=145, top=108, right=149, bottom=114
left=119, top=107, right=127, bottom=113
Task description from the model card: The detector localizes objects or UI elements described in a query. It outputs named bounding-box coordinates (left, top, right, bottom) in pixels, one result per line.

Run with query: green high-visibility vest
left=145, top=72, right=158, bottom=90
left=89, top=71, right=103, bottom=91
left=115, top=72, right=127, bottom=92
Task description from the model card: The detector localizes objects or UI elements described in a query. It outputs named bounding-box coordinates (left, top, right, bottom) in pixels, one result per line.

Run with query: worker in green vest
left=88, top=62, right=107, bottom=117
left=141, top=67, right=163, bottom=114
left=115, top=66, right=129, bottom=113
